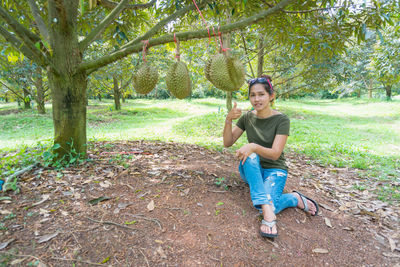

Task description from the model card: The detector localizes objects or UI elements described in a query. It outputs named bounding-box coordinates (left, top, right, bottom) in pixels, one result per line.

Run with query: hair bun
left=260, top=74, right=272, bottom=81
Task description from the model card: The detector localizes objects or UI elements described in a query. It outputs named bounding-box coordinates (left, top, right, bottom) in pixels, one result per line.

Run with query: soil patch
left=0, top=141, right=399, bottom=266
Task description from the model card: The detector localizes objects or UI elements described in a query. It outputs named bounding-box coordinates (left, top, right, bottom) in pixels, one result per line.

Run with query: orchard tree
left=371, top=24, right=400, bottom=100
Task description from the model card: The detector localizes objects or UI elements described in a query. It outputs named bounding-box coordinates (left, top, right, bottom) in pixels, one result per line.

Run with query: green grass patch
left=0, top=98, right=399, bottom=202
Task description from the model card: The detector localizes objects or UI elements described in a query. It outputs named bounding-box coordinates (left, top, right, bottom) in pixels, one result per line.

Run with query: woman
left=223, top=75, right=319, bottom=238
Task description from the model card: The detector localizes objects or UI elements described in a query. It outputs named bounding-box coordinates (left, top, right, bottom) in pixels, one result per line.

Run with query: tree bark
left=34, top=67, right=46, bottom=114
left=48, top=0, right=87, bottom=158
left=23, top=89, right=31, bottom=109
left=385, top=84, right=392, bottom=100
left=113, top=75, right=121, bottom=110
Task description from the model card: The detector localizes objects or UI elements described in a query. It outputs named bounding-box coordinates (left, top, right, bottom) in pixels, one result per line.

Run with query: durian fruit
left=205, top=54, right=245, bottom=92
left=133, top=63, right=159, bottom=95
left=204, top=57, right=213, bottom=82
left=166, top=61, right=191, bottom=99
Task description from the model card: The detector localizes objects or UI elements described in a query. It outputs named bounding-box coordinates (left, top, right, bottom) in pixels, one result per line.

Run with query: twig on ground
left=138, top=248, right=150, bottom=267
left=3, top=163, right=38, bottom=191
left=209, top=256, right=221, bottom=262
left=123, top=183, right=134, bottom=190
left=127, top=214, right=162, bottom=230
left=207, top=190, right=227, bottom=193
left=87, top=217, right=137, bottom=231
left=264, top=237, right=279, bottom=248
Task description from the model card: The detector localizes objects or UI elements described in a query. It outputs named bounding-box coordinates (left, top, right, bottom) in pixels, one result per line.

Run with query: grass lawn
left=0, top=98, right=399, bottom=202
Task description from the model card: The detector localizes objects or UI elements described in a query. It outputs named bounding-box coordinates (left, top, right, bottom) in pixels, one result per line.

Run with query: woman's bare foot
left=260, top=204, right=277, bottom=235
left=293, top=192, right=318, bottom=215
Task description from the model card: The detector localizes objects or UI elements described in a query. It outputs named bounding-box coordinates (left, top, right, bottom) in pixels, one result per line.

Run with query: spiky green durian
left=166, top=61, right=191, bottom=99
left=133, top=63, right=159, bottom=95
left=206, top=54, right=245, bottom=92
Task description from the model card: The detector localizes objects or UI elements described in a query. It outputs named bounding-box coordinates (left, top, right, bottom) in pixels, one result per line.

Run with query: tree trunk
left=34, top=67, right=46, bottom=114
left=368, top=78, right=373, bottom=98
left=49, top=70, right=87, bottom=157
left=113, top=75, right=121, bottom=110
left=23, top=89, right=31, bottom=109
left=257, top=34, right=264, bottom=77
left=385, top=85, right=392, bottom=100
left=48, top=0, right=87, bottom=158
left=98, top=94, right=102, bottom=101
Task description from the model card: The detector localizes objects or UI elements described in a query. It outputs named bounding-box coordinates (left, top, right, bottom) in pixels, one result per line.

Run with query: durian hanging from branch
left=205, top=29, right=245, bottom=92
left=165, top=34, right=192, bottom=99
left=133, top=40, right=159, bottom=95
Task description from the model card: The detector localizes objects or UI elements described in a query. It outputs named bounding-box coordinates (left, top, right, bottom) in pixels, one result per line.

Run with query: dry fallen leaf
left=32, top=194, right=50, bottom=207
left=99, top=181, right=112, bottom=188
left=319, top=203, right=334, bottom=211
left=324, top=217, right=333, bottom=228
left=0, top=210, right=12, bottom=215
left=37, top=232, right=58, bottom=243
left=387, top=236, right=396, bottom=252
left=0, top=238, right=15, bottom=250
left=156, top=246, right=167, bottom=259
left=383, top=252, right=400, bottom=258
left=312, top=248, right=329, bottom=254
left=61, top=210, right=69, bottom=216
left=147, top=200, right=155, bottom=211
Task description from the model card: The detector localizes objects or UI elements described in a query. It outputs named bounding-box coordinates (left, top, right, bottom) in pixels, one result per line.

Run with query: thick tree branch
left=283, top=5, right=348, bottom=14
left=240, top=31, right=255, bottom=77
left=99, top=0, right=156, bottom=9
left=276, top=84, right=307, bottom=97
left=78, top=0, right=295, bottom=72
left=80, top=0, right=130, bottom=51
left=0, top=6, right=54, bottom=69
left=273, top=72, right=303, bottom=86
left=120, top=0, right=209, bottom=49
left=0, top=26, right=48, bottom=68
left=0, top=5, right=41, bottom=43
left=0, top=80, right=24, bottom=100
left=27, top=0, right=49, bottom=42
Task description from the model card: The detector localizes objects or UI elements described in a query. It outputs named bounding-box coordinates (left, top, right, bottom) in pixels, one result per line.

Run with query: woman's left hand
left=236, top=143, right=256, bottom=164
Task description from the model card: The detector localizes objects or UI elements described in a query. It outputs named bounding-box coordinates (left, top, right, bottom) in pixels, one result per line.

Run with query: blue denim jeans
left=238, top=153, right=298, bottom=214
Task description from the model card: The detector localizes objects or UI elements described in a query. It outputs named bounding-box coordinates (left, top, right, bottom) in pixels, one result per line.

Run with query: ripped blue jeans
left=238, top=153, right=298, bottom=214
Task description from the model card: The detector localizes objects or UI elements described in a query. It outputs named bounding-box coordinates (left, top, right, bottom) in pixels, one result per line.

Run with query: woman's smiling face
left=249, top=83, right=274, bottom=111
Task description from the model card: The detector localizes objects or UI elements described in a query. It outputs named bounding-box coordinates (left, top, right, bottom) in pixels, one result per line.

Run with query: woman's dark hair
left=248, top=74, right=274, bottom=95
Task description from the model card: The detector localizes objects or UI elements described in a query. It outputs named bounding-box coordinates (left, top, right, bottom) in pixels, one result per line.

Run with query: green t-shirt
left=236, top=111, right=290, bottom=170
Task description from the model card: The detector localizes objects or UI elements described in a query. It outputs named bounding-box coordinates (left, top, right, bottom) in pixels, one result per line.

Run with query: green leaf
left=101, top=257, right=110, bottom=264
left=376, top=29, right=384, bottom=44
left=52, top=143, right=61, bottom=150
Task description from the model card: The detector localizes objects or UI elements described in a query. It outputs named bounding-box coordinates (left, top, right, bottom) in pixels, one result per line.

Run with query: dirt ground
left=0, top=140, right=399, bottom=266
